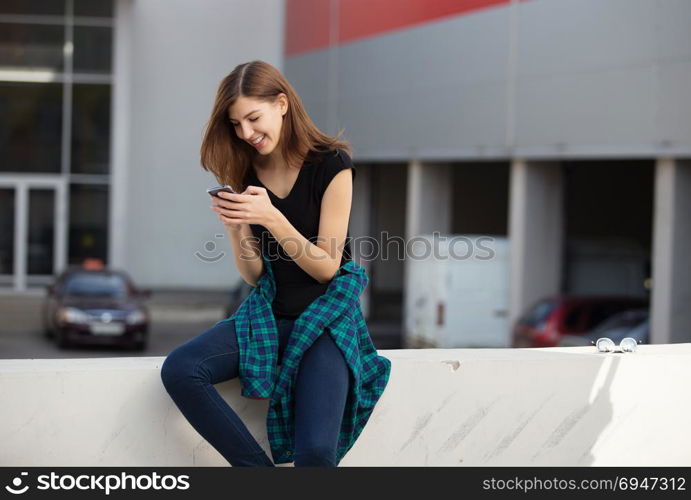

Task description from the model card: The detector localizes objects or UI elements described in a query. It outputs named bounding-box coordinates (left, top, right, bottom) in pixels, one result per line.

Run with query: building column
left=508, top=159, right=564, bottom=327
left=404, top=159, right=452, bottom=240
left=651, top=158, right=691, bottom=344
left=109, top=0, right=134, bottom=269
left=403, top=159, right=452, bottom=344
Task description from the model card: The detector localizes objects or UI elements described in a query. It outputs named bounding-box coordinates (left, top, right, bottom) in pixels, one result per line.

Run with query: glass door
left=0, top=188, right=15, bottom=287
left=0, top=177, right=66, bottom=291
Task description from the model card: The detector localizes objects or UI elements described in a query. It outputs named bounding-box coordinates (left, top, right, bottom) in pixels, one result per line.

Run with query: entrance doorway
left=0, top=175, right=67, bottom=291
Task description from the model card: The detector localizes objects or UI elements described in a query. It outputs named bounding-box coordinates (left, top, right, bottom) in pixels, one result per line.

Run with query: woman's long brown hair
left=200, top=60, right=351, bottom=191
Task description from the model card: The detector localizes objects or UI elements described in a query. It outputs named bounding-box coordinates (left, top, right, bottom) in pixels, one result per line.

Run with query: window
left=563, top=305, right=587, bottom=331
left=0, top=22, right=65, bottom=70
left=0, top=82, right=63, bottom=173
left=63, top=273, right=127, bottom=298
left=73, top=26, right=112, bottom=74
left=0, top=1, right=113, bottom=175
left=520, top=299, right=557, bottom=327
left=0, top=189, right=15, bottom=276
left=71, top=84, right=111, bottom=174
left=74, top=0, right=113, bottom=18
left=1, top=1, right=114, bottom=274
left=28, top=189, right=55, bottom=274
left=0, top=1, right=66, bottom=16
left=68, top=183, right=109, bottom=265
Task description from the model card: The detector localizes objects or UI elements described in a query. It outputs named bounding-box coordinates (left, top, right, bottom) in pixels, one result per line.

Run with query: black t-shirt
left=245, top=148, right=356, bottom=318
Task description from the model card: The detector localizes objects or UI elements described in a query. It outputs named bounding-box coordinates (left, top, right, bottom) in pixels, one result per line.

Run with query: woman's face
left=228, top=94, right=287, bottom=156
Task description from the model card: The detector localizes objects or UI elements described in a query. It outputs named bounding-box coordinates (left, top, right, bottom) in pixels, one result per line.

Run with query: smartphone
left=207, top=185, right=237, bottom=197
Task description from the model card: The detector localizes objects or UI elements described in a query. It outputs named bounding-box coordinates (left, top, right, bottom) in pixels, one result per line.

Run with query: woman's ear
left=279, top=93, right=288, bottom=116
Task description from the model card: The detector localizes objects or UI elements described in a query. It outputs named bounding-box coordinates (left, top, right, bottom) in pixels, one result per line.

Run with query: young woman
left=160, top=60, right=383, bottom=467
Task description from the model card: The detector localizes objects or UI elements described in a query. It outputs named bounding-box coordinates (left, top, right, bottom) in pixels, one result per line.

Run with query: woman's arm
left=225, top=223, right=264, bottom=287
left=265, top=168, right=353, bottom=284
left=211, top=168, right=353, bottom=284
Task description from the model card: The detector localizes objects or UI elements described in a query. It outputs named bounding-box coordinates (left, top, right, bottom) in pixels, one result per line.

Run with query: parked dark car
left=223, top=279, right=254, bottom=319
left=511, top=295, right=649, bottom=348
left=559, top=308, right=650, bottom=347
left=43, top=267, right=151, bottom=350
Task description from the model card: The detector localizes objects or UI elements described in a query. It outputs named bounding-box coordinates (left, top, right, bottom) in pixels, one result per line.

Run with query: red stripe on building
left=284, top=0, right=334, bottom=59
left=285, top=0, right=516, bottom=57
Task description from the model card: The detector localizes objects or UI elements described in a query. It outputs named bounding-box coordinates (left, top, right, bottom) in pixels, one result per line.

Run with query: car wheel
left=43, top=325, right=55, bottom=339
left=127, top=337, right=147, bottom=351
left=134, top=340, right=147, bottom=351
left=56, top=329, right=70, bottom=349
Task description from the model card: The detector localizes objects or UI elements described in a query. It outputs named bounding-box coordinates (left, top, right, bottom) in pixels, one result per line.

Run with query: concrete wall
left=110, top=0, right=285, bottom=288
left=2, top=344, right=691, bottom=466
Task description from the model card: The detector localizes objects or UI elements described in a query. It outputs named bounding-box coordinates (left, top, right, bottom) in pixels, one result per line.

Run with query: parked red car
left=511, top=295, right=649, bottom=348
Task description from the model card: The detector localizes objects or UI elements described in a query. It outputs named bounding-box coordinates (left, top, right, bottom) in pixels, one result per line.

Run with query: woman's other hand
left=210, top=185, right=278, bottom=229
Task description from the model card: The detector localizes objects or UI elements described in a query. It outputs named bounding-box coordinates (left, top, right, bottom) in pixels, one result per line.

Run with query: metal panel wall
left=285, top=0, right=691, bottom=160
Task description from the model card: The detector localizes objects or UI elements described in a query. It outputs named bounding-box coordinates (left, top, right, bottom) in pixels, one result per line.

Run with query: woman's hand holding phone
left=208, top=185, right=241, bottom=231
left=209, top=185, right=278, bottom=230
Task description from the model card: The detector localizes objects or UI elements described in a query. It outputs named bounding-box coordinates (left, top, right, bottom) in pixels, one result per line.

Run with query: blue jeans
left=160, top=315, right=350, bottom=467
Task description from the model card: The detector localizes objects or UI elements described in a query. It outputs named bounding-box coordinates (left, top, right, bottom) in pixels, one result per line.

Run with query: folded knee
left=160, top=350, right=194, bottom=389
left=302, top=334, right=347, bottom=369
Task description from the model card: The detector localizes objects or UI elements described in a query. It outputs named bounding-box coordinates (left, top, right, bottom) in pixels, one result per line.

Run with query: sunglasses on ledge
left=592, top=337, right=640, bottom=353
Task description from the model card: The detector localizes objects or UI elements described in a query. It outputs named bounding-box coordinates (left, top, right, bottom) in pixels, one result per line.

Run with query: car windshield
left=521, top=300, right=558, bottom=327
left=592, top=309, right=648, bottom=334
left=62, top=273, right=128, bottom=298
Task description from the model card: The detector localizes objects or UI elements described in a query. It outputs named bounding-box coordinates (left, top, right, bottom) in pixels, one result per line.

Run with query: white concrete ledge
left=2, top=344, right=691, bottom=466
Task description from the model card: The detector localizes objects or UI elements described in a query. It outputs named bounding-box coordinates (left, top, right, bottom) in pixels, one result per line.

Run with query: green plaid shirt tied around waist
left=219, top=254, right=392, bottom=464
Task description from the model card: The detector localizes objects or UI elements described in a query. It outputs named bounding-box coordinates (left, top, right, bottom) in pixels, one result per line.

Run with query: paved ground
left=0, top=290, right=402, bottom=360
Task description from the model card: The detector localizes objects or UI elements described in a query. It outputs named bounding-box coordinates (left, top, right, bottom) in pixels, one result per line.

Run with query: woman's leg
left=292, top=331, right=350, bottom=467
left=160, top=319, right=274, bottom=467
